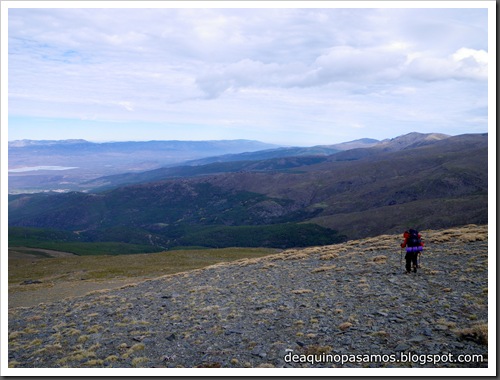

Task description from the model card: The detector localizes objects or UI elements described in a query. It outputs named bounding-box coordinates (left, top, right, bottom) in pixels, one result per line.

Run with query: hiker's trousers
left=405, top=251, right=418, bottom=273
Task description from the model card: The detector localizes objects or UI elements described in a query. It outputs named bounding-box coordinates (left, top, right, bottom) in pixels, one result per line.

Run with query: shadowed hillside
left=8, top=133, right=487, bottom=248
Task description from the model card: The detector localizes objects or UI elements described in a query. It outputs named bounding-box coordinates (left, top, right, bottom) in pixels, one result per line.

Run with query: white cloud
left=6, top=7, right=490, bottom=145
left=313, top=45, right=407, bottom=83
left=452, top=48, right=488, bottom=80
left=406, top=47, right=488, bottom=82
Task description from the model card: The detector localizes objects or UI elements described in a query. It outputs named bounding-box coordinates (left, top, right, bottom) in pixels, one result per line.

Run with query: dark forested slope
left=9, top=133, right=487, bottom=247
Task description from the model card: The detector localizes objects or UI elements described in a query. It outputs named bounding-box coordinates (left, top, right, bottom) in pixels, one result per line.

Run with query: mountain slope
left=181, top=137, right=379, bottom=166
left=83, top=156, right=331, bottom=191
left=8, top=225, right=489, bottom=369
left=83, top=133, right=448, bottom=191
left=7, top=133, right=446, bottom=193
left=376, top=132, right=450, bottom=151
left=8, top=133, right=487, bottom=245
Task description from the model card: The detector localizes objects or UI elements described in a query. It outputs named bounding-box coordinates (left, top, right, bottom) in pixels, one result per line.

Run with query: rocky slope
left=8, top=225, right=489, bottom=370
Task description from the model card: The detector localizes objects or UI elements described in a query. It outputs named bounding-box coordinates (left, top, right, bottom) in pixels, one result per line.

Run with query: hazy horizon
left=9, top=131, right=481, bottom=149
left=4, top=2, right=491, bottom=147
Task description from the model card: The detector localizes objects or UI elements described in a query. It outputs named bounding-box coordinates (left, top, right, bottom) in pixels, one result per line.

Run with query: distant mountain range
left=8, top=139, right=281, bottom=193
left=9, top=134, right=440, bottom=193
left=8, top=132, right=488, bottom=250
left=8, top=137, right=381, bottom=193
left=83, top=133, right=453, bottom=190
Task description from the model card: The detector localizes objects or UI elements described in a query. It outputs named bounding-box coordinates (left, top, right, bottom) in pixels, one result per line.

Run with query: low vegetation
left=8, top=246, right=280, bottom=308
left=7, top=224, right=488, bottom=369
left=9, top=223, right=346, bottom=253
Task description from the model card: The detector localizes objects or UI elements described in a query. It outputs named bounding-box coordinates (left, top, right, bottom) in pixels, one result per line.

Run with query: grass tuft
left=455, top=323, right=488, bottom=345
left=339, top=322, right=353, bottom=331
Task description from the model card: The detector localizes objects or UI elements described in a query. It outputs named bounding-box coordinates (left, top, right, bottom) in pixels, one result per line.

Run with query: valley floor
left=7, top=225, right=489, bottom=373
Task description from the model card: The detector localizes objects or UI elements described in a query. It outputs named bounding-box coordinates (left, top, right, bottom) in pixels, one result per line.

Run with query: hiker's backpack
left=407, top=229, right=421, bottom=247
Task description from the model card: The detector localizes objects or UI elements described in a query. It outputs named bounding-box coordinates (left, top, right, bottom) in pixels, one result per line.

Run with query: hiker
left=401, top=229, right=424, bottom=274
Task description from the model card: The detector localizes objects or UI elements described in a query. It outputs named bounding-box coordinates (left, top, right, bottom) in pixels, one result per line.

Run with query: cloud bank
left=7, top=6, right=489, bottom=145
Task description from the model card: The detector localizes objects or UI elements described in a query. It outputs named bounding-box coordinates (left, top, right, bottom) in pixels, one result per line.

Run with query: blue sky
left=5, top=2, right=492, bottom=146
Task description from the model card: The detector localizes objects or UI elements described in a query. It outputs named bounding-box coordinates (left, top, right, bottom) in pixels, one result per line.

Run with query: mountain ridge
left=8, top=133, right=487, bottom=247
left=82, top=132, right=455, bottom=191
left=7, top=132, right=456, bottom=194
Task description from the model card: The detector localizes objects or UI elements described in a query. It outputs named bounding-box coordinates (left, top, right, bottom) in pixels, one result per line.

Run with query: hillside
left=177, top=137, right=380, bottom=167
left=82, top=155, right=331, bottom=191
left=8, top=133, right=488, bottom=248
left=7, top=133, right=445, bottom=193
left=82, top=133, right=442, bottom=190
left=8, top=225, right=489, bottom=370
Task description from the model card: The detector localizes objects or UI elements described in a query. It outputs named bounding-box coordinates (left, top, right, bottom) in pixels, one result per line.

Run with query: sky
left=5, top=2, right=493, bottom=146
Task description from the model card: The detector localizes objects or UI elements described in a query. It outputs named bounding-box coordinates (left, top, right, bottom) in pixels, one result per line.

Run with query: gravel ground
left=7, top=225, right=489, bottom=371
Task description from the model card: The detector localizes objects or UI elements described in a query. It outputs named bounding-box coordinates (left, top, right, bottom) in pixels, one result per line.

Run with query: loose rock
left=8, top=228, right=488, bottom=369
